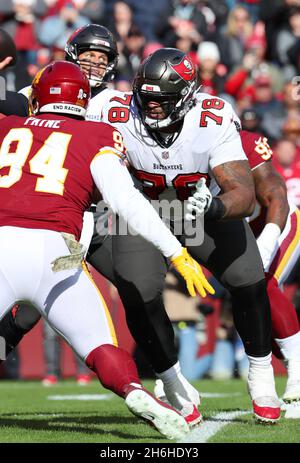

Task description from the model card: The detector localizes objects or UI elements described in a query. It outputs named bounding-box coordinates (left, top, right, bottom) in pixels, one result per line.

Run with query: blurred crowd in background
left=1, top=0, right=300, bottom=384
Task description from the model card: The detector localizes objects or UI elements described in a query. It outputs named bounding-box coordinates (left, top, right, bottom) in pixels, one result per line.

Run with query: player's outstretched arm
left=90, top=153, right=214, bottom=298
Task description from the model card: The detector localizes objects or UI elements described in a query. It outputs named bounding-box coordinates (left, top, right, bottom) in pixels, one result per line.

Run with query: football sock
left=275, top=331, right=300, bottom=361
left=85, top=344, right=141, bottom=397
left=156, top=361, right=181, bottom=386
left=156, top=361, right=200, bottom=408
left=248, top=352, right=272, bottom=369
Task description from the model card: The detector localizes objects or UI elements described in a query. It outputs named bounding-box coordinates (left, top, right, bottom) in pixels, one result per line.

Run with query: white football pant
left=0, top=226, right=117, bottom=361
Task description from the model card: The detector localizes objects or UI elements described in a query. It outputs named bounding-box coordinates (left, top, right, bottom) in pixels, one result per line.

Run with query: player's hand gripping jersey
left=101, top=91, right=247, bottom=212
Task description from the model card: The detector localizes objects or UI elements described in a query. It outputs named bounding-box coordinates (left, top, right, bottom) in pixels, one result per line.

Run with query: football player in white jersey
left=16, top=24, right=118, bottom=117
left=97, top=48, right=281, bottom=424
left=0, top=27, right=209, bottom=428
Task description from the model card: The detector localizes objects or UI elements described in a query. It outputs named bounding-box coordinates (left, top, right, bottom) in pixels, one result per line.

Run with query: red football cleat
left=182, top=404, right=202, bottom=427
left=252, top=397, right=281, bottom=424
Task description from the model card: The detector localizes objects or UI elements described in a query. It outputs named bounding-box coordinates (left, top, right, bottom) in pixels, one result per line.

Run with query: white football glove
left=256, top=223, right=281, bottom=272
left=186, top=178, right=212, bottom=221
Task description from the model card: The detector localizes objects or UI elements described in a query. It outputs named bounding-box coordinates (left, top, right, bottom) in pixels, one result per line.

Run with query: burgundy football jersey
left=240, top=130, right=273, bottom=237
left=0, top=114, right=125, bottom=240
left=240, top=129, right=273, bottom=170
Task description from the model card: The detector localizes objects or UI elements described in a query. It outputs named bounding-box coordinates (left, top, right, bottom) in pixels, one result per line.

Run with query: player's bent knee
left=221, top=259, right=265, bottom=291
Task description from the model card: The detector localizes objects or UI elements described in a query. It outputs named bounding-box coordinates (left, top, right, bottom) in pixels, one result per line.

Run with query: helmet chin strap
left=144, top=114, right=174, bottom=129
left=89, top=77, right=102, bottom=88
left=82, top=60, right=116, bottom=88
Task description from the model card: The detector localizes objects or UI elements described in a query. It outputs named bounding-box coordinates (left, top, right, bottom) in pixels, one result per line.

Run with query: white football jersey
left=18, top=85, right=31, bottom=99
left=100, top=91, right=247, bottom=207
left=86, top=88, right=116, bottom=122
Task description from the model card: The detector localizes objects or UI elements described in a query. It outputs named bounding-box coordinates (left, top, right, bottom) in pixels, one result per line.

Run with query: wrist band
left=205, top=197, right=226, bottom=220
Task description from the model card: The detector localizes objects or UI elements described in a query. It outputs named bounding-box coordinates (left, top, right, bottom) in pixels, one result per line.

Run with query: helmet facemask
left=133, top=48, right=199, bottom=130
left=65, top=43, right=118, bottom=88
left=134, top=78, right=197, bottom=130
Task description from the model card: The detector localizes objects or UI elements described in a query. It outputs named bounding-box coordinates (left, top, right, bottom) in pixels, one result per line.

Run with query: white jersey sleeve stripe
left=92, top=146, right=125, bottom=161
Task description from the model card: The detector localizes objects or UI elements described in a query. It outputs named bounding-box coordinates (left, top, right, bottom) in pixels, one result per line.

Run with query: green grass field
left=0, top=377, right=299, bottom=443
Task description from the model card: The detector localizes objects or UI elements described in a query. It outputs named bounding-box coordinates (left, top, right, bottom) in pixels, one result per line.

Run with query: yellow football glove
left=170, top=247, right=215, bottom=298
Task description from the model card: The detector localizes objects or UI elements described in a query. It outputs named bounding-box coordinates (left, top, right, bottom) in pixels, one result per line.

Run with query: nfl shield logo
left=162, top=151, right=169, bottom=159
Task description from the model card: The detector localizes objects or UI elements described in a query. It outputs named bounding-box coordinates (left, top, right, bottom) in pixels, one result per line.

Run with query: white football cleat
left=247, top=365, right=281, bottom=424
left=282, top=359, right=300, bottom=403
left=154, top=379, right=202, bottom=427
left=125, top=385, right=189, bottom=440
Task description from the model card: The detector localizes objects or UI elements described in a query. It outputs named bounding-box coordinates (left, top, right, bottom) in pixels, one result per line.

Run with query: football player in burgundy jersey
left=241, top=130, right=300, bottom=403
left=188, top=130, right=300, bottom=403
left=0, top=60, right=216, bottom=439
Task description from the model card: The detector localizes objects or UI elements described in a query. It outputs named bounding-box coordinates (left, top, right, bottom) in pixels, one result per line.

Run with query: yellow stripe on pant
left=81, top=260, right=118, bottom=347
left=275, top=208, right=300, bottom=281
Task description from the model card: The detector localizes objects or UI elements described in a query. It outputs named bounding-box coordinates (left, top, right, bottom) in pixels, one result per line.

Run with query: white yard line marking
left=7, top=413, right=65, bottom=418
left=178, top=410, right=249, bottom=443
left=47, top=394, right=113, bottom=401
left=200, top=392, right=241, bottom=398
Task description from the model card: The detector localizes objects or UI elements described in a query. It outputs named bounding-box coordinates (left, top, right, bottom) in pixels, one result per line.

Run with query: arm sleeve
left=90, top=153, right=182, bottom=258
